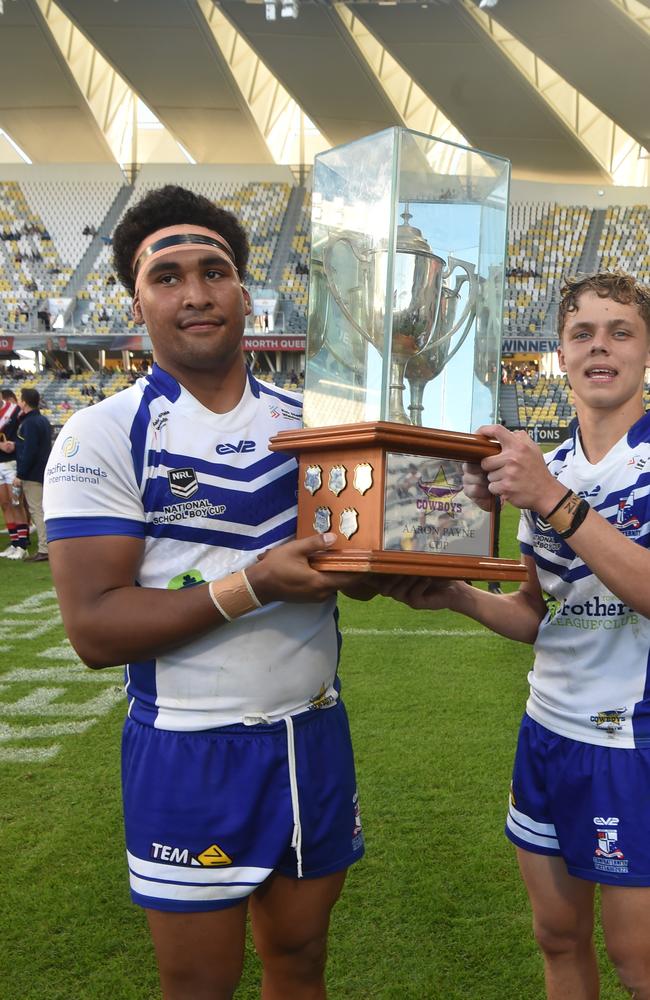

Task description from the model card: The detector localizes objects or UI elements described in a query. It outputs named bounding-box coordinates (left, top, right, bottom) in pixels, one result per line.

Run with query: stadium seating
left=597, top=205, right=650, bottom=283
left=504, top=202, right=592, bottom=335
left=1, top=173, right=650, bottom=432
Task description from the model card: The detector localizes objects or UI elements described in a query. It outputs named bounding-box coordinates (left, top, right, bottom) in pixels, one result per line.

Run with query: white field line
left=0, top=589, right=121, bottom=764
left=0, top=719, right=97, bottom=741
left=3, top=665, right=122, bottom=683
left=0, top=617, right=63, bottom=643
left=0, top=745, right=61, bottom=762
left=37, top=641, right=79, bottom=660
left=4, top=590, right=58, bottom=614
left=0, top=686, right=123, bottom=717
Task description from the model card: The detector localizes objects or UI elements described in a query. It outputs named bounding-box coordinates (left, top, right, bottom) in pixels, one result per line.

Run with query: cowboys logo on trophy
left=269, top=127, right=526, bottom=581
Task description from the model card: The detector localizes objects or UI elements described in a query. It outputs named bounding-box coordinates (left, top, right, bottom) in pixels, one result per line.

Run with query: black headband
left=133, top=233, right=237, bottom=277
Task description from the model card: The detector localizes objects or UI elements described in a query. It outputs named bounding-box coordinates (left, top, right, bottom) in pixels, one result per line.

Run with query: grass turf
left=0, top=509, right=626, bottom=998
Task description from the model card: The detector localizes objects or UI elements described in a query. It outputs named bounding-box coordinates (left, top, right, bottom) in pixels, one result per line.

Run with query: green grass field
left=0, top=508, right=626, bottom=999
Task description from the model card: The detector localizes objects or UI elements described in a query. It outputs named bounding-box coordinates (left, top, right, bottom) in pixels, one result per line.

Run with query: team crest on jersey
left=615, top=490, right=641, bottom=534
left=168, top=467, right=199, bottom=499
left=627, top=455, right=648, bottom=472
left=590, top=707, right=626, bottom=734
left=593, top=818, right=628, bottom=874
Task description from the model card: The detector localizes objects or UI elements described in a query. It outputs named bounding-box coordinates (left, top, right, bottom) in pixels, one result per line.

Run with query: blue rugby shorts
left=506, top=713, right=650, bottom=886
left=121, top=700, right=364, bottom=912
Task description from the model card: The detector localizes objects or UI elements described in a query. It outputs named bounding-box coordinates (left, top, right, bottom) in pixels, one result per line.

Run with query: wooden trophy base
left=269, top=422, right=527, bottom=582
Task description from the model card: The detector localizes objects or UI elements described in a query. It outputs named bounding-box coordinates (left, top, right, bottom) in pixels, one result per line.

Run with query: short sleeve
left=44, top=404, right=146, bottom=542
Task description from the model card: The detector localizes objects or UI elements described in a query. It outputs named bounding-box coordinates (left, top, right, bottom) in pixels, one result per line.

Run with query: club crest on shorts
left=592, top=817, right=628, bottom=875
left=168, top=467, right=199, bottom=499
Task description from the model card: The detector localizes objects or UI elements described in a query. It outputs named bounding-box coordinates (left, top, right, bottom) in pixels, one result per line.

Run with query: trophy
left=269, top=127, right=526, bottom=582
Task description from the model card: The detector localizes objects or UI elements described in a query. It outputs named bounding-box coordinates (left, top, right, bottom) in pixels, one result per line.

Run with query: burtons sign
left=243, top=336, right=305, bottom=352
left=528, top=426, right=565, bottom=443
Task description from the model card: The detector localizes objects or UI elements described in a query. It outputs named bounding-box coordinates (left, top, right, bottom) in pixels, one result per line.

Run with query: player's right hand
left=247, top=532, right=346, bottom=605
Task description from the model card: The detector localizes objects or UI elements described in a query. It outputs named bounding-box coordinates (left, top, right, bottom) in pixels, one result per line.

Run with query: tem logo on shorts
left=150, top=840, right=232, bottom=867
left=168, top=467, right=199, bottom=499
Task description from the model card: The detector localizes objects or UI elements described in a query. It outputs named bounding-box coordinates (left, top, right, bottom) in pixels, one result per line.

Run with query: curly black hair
left=112, top=185, right=250, bottom=294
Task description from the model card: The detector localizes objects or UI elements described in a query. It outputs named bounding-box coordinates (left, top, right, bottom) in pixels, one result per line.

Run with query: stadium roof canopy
left=0, top=0, right=649, bottom=184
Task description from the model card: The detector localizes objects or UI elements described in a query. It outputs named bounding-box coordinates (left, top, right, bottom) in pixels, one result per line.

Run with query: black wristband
left=557, top=497, right=590, bottom=538
left=544, top=487, right=574, bottom=520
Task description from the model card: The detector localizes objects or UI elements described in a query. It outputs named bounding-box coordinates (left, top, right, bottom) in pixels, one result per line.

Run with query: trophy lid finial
left=397, top=207, right=435, bottom=257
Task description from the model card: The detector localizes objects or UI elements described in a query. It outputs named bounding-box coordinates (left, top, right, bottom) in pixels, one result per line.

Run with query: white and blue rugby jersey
left=519, top=411, right=650, bottom=748
left=44, top=364, right=341, bottom=731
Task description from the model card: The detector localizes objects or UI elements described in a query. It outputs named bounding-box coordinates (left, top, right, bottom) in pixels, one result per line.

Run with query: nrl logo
left=168, top=467, right=199, bottom=499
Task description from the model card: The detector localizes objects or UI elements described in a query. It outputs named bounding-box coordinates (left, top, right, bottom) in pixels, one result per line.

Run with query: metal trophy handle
left=306, top=255, right=330, bottom=361
left=405, top=257, right=478, bottom=425
left=310, top=241, right=371, bottom=377
left=439, top=257, right=478, bottom=366
left=321, top=235, right=378, bottom=350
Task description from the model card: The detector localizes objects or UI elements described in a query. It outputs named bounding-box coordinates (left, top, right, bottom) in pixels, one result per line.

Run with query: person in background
left=13, top=388, right=52, bottom=563
left=0, top=388, right=29, bottom=559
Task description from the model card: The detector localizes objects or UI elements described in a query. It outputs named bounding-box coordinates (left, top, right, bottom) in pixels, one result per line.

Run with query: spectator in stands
left=11, top=388, right=51, bottom=563
left=0, top=389, right=29, bottom=559
left=374, top=271, right=650, bottom=999
left=44, top=184, right=370, bottom=1000
left=37, top=308, right=51, bottom=332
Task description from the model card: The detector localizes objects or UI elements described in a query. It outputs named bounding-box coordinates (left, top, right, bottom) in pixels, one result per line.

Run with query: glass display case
left=270, top=127, right=526, bottom=581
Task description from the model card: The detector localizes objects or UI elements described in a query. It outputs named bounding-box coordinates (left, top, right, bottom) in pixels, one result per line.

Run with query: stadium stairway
left=267, top=185, right=307, bottom=290
left=576, top=207, right=607, bottom=276
left=499, top=384, right=520, bottom=429
left=63, top=183, right=134, bottom=301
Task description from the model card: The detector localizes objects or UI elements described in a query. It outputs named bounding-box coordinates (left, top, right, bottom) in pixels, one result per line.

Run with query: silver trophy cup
left=322, top=211, right=477, bottom=423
